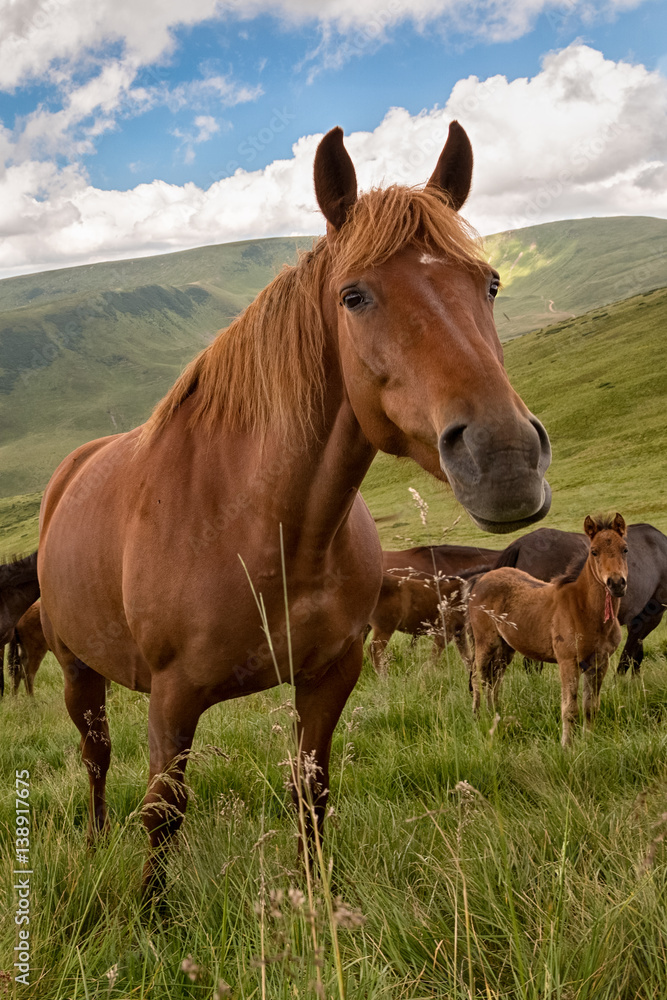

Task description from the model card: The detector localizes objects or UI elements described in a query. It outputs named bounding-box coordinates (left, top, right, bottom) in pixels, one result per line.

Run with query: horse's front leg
left=557, top=657, right=580, bottom=747
left=292, top=637, right=363, bottom=863
left=582, top=653, right=609, bottom=732
left=142, top=676, right=206, bottom=901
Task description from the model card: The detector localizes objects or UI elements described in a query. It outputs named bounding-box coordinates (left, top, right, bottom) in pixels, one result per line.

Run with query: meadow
left=1, top=261, right=667, bottom=998
left=2, top=624, right=667, bottom=999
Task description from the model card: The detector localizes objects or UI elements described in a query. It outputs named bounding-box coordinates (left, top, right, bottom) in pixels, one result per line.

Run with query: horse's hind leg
left=293, top=638, right=363, bottom=860
left=618, top=603, right=664, bottom=675
left=582, top=654, right=609, bottom=732
left=142, top=678, right=205, bottom=900
left=8, top=632, right=24, bottom=695
left=23, top=626, right=48, bottom=696
left=62, top=656, right=111, bottom=839
left=489, top=640, right=513, bottom=711
left=558, top=657, right=580, bottom=747
left=368, top=630, right=391, bottom=675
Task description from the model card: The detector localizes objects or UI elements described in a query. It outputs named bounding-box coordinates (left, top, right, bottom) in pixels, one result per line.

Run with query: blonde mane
left=142, top=184, right=485, bottom=444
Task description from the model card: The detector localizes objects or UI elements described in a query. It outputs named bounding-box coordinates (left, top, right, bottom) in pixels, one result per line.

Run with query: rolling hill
left=484, top=215, right=667, bottom=339
left=2, top=283, right=666, bottom=556
left=0, top=216, right=665, bottom=549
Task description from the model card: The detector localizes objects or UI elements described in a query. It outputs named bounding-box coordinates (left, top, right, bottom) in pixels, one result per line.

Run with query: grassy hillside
left=0, top=237, right=312, bottom=498
left=2, top=283, right=666, bottom=556
left=485, top=216, right=667, bottom=340
left=0, top=218, right=665, bottom=502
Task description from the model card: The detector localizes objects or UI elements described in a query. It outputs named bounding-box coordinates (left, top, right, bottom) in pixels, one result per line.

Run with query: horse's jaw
left=465, top=482, right=552, bottom=534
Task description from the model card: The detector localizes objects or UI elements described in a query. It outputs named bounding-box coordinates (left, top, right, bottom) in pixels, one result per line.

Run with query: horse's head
left=584, top=513, right=628, bottom=597
left=314, top=123, right=551, bottom=533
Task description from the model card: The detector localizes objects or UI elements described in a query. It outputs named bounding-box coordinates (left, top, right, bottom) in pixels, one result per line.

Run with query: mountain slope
left=0, top=237, right=312, bottom=497
left=0, top=217, right=665, bottom=502
left=485, top=216, right=667, bottom=339
left=3, top=285, right=666, bottom=554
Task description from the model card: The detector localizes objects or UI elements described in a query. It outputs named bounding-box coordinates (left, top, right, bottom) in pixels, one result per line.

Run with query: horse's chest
left=552, top=618, right=621, bottom=659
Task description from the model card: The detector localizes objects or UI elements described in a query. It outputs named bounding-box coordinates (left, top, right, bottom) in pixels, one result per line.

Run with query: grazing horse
left=7, top=601, right=48, bottom=696
left=37, top=122, right=552, bottom=897
left=496, top=524, right=667, bottom=673
left=367, top=568, right=483, bottom=673
left=382, top=543, right=501, bottom=581
left=0, top=554, right=40, bottom=696
left=469, top=514, right=628, bottom=746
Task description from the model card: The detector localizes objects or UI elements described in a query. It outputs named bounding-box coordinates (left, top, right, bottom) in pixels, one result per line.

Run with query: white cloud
left=0, top=44, right=665, bottom=278
left=172, top=114, right=225, bottom=164
left=0, top=0, right=651, bottom=93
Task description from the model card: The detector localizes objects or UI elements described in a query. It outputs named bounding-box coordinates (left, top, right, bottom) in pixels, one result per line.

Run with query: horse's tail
left=0, top=643, right=4, bottom=697
left=495, top=539, right=521, bottom=569
left=8, top=630, right=23, bottom=689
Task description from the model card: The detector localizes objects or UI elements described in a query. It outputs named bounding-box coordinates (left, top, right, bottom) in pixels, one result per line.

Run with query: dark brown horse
left=7, top=601, right=48, bottom=696
left=496, top=523, right=667, bottom=673
left=0, top=553, right=40, bottom=697
left=37, top=122, right=552, bottom=897
left=382, top=543, right=501, bottom=580
left=367, top=569, right=481, bottom=673
left=469, top=514, right=628, bottom=746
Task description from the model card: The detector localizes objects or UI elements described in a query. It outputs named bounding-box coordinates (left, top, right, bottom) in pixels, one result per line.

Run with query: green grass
left=2, top=631, right=667, bottom=998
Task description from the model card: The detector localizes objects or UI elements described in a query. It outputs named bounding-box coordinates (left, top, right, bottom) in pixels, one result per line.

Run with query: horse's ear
left=612, top=512, right=627, bottom=537
left=584, top=515, right=598, bottom=539
left=426, top=120, right=473, bottom=211
left=314, top=127, right=358, bottom=231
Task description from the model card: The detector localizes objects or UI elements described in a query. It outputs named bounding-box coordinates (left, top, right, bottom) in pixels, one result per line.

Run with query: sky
left=0, top=0, right=665, bottom=279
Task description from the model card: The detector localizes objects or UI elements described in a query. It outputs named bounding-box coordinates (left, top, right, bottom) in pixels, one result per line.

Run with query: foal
left=468, top=514, right=628, bottom=745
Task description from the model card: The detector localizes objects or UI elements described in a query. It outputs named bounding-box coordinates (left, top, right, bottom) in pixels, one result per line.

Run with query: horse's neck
left=570, top=560, right=607, bottom=619
left=275, top=384, right=377, bottom=554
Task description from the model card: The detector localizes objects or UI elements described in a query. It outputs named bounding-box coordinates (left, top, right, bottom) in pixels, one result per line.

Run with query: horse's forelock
left=329, top=185, right=486, bottom=281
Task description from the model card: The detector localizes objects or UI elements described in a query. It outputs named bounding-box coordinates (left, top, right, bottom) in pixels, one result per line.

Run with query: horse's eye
left=342, top=290, right=365, bottom=310
left=623, top=547, right=628, bottom=554
left=591, top=549, right=599, bottom=556
left=489, top=278, right=500, bottom=300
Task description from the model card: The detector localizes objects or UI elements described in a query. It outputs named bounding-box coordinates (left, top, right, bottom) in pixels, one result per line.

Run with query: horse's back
left=472, top=566, right=547, bottom=601
left=497, top=528, right=587, bottom=582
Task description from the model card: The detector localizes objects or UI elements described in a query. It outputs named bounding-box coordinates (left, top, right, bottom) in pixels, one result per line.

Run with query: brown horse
left=0, top=553, right=40, bottom=697
left=382, top=543, right=501, bottom=580
left=469, top=514, right=628, bottom=746
left=7, top=601, right=48, bottom=696
left=496, top=523, right=667, bottom=673
left=37, top=122, right=552, bottom=897
left=367, top=569, right=481, bottom=673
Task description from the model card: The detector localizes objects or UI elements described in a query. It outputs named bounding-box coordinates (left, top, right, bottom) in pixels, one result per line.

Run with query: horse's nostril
left=441, top=422, right=467, bottom=451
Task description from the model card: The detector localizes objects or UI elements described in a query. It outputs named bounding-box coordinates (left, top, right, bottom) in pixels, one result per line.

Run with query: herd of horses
left=0, top=123, right=658, bottom=899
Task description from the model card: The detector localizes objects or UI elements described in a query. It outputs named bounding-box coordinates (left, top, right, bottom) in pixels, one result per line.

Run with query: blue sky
left=0, top=0, right=665, bottom=277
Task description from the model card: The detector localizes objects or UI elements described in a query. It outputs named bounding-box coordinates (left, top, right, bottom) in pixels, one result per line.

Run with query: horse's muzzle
left=438, top=413, right=552, bottom=534
left=607, top=577, right=627, bottom=598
